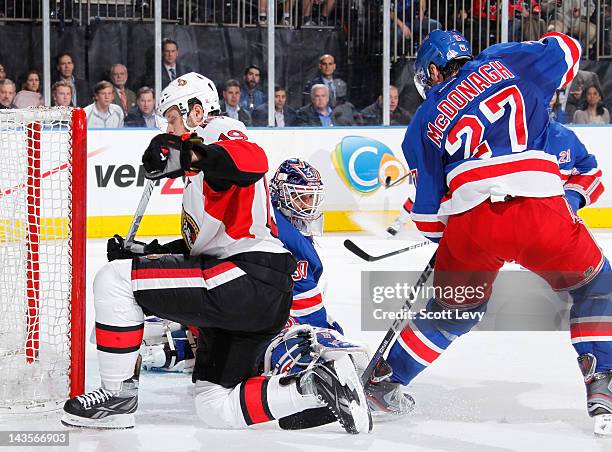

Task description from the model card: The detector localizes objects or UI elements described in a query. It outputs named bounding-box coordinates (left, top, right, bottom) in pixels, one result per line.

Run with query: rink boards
left=82, top=125, right=612, bottom=238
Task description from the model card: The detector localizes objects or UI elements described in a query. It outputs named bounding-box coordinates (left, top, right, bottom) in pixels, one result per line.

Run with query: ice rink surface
left=3, top=231, right=612, bottom=452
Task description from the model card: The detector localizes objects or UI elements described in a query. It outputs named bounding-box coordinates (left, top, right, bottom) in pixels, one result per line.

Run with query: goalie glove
left=140, top=317, right=196, bottom=373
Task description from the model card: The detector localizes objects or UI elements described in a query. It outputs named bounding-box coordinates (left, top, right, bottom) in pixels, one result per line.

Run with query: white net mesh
left=0, top=107, right=78, bottom=412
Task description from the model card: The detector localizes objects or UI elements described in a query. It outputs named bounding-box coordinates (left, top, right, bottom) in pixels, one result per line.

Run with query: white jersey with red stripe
left=180, top=117, right=287, bottom=259
left=402, top=32, right=583, bottom=242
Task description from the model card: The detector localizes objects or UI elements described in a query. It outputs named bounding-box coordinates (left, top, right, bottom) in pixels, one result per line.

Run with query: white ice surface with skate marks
left=3, top=232, right=612, bottom=452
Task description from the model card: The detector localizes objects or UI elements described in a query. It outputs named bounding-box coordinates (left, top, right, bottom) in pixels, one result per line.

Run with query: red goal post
left=0, top=107, right=86, bottom=412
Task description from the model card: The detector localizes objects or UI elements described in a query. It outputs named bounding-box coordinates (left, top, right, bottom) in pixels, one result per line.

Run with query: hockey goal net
left=0, top=107, right=86, bottom=413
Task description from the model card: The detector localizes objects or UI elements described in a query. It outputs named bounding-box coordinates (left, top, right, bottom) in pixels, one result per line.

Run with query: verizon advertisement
left=85, top=126, right=612, bottom=236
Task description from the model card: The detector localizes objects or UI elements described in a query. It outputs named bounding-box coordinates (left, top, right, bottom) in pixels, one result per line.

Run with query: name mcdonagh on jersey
left=426, top=60, right=516, bottom=147
left=373, top=308, right=485, bottom=322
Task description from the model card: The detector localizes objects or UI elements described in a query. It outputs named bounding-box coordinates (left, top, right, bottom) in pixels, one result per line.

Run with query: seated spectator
left=572, top=85, right=610, bottom=124
left=0, top=79, right=17, bottom=109
left=549, top=90, right=569, bottom=124
left=564, top=69, right=602, bottom=121
left=125, top=87, right=156, bottom=128
left=0, top=64, right=6, bottom=82
left=331, top=83, right=362, bottom=126
left=52, top=80, right=74, bottom=107
left=14, top=70, right=44, bottom=108
left=220, top=79, right=252, bottom=126
left=240, top=65, right=266, bottom=113
left=547, top=0, right=596, bottom=51
left=296, top=84, right=334, bottom=127
left=84, top=81, right=124, bottom=128
left=361, top=85, right=412, bottom=125
left=251, top=86, right=297, bottom=127
left=303, top=54, right=347, bottom=107
left=52, top=52, right=91, bottom=107
left=393, top=0, right=441, bottom=44
left=110, top=64, right=136, bottom=117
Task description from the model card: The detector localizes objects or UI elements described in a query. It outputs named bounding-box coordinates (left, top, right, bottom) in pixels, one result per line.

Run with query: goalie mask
left=270, top=159, right=325, bottom=236
left=155, top=72, right=220, bottom=133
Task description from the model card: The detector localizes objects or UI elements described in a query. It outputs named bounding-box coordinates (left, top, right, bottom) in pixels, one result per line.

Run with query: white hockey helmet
left=155, top=72, right=220, bottom=132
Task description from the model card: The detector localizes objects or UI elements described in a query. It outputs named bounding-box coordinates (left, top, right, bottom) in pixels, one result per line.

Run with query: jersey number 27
left=445, top=84, right=528, bottom=159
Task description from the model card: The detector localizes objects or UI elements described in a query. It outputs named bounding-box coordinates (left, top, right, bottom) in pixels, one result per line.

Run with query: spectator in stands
left=572, top=85, right=610, bottom=124
left=392, top=0, right=441, bottom=44
left=220, top=79, right=252, bottom=126
left=125, top=87, right=156, bottom=128
left=303, top=54, right=347, bottom=107
left=51, top=80, right=73, bottom=107
left=53, top=52, right=90, bottom=107
left=110, top=64, right=136, bottom=117
left=84, top=81, right=124, bottom=128
left=0, top=79, right=17, bottom=109
left=251, top=86, right=297, bottom=127
left=14, top=70, right=44, bottom=108
left=0, top=64, right=6, bottom=82
left=471, top=0, right=531, bottom=43
left=549, top=90, right=569, bottom=124
left=296, top=84, right=334, bottom=127
left=240, top=65, right=266, bottom=113
left=160, top=39, right=192, bottom=89
left=302, top=0, right=335, bottom=26
left=360, top=85, right=412, bottom=126
left=547, top=0, right=596, bottom=52
left=331, top=82, right=362, bottom=126
left=564, top=69, right=601, bottom=122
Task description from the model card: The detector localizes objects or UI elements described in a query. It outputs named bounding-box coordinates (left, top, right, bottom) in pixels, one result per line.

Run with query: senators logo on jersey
left=181, top=209, right=200, bottom=250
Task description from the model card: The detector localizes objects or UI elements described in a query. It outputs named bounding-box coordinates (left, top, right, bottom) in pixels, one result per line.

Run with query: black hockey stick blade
left=360, top=252, right=437, bottom=385
left=344, top=239, right=431, bottom=262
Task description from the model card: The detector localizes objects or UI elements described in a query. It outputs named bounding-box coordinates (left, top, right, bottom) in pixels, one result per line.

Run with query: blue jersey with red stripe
left=545, top=121, right=604, bottom=206
left=403, top=32, right=582, bottom=242
left=274, top=207, right=338, bottom=330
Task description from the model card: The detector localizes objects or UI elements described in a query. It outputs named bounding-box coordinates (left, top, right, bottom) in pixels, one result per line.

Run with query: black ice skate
left=579, top=353, right=612, bottom=436
left=364, top=359, right=415, bottom=416
left=296, top=355, right=372, bottom=434
left=61, top=379, right=139, bottom=429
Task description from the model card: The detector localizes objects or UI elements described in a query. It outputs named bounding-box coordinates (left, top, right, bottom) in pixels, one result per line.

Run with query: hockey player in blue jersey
left=370, top=29, right=612, bottom=435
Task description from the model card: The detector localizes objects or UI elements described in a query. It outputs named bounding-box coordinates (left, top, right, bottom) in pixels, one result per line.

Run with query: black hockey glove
left=107, top=234, right=171, bottom=262
left=142, top=133, right=192, bottom=180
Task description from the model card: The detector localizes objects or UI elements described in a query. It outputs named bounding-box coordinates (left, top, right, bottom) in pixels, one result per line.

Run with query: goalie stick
left=344, top=238, right=431, bottom=262
left=124, top=178, right=156, bottom=254
left=360, top=251, right=437, bottom=384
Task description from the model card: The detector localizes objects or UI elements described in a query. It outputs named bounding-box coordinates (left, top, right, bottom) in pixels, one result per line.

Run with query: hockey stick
left=124, top=178, right=156, bottom=253
left=360, top=251, right=437, bottom=384
left=344, top=238, right=431, bottom=262
left=383, top=173, right=410, bottom=189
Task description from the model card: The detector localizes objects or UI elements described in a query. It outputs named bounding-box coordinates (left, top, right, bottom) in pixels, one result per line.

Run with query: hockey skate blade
left=333, top=355, right=373, bottom=434
left=61, top=413, right=135, bottom=429
left=594, top=414, right=612, bottom=436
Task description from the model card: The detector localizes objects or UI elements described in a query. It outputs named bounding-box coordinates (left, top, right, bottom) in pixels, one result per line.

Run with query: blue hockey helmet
left=270, top=159, right=325, bottom=235
left=414, top=29, right=472, bottom=99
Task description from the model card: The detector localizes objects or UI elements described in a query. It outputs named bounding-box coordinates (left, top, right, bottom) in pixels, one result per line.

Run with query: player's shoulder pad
left=199, top=116, right=249, bottom=145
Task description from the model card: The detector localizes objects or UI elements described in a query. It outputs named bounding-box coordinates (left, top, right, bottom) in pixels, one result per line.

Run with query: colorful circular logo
left=331, top=136, right=407, bottom=194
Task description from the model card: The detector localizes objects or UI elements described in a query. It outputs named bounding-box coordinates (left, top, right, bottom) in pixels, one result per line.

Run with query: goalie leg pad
left=93, top=259, right=145, bottom=391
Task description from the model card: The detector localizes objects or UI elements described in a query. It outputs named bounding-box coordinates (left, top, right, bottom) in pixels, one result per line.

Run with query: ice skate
left=296, top=355, right=372, bottom=434
left=364, top=359, right=414, bottom=416
left=61, top=379, right=139, bottom=429
left=580, top=353, right=612, bottom=436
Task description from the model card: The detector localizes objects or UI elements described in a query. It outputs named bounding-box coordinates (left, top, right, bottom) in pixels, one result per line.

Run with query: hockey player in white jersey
left=62, top=73, right=371, bottom=434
